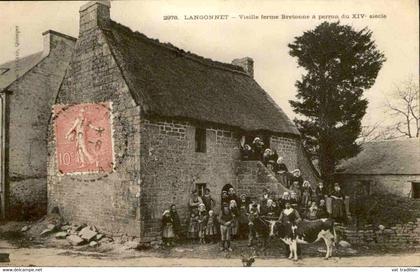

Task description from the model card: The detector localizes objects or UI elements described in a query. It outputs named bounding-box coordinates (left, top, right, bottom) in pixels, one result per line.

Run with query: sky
left=0, top=0, right=418, bottom=128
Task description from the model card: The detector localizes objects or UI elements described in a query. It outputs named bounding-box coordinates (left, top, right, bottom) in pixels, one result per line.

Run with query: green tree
left=288, top=22, right=385, bottom=186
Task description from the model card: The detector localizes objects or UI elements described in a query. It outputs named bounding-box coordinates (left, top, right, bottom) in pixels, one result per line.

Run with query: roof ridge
left=103, top=20, right=252, bottom=77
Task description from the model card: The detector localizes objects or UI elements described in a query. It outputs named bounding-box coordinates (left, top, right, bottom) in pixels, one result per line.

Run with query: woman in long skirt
left=161, top=210, right=175, bottom=247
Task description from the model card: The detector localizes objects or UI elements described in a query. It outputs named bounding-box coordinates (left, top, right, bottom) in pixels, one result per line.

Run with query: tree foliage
left=288, top=22, right=385, bottom=184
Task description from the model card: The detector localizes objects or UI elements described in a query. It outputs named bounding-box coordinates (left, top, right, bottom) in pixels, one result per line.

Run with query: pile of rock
left=54, top=224, right=110, bottom=247
left=20, top=219, right=147, bottom=250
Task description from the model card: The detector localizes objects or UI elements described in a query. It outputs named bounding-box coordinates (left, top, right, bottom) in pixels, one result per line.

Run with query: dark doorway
left=412, top=182, right=420, bottom=199
left=222, top=184, right=233, bottom=193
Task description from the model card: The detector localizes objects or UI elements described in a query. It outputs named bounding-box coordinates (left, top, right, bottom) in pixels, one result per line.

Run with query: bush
left=351, top=193, right=420, bottom=228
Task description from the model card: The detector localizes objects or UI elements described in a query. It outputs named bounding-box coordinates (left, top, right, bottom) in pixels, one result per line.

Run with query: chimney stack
left=42, top=30, right=77, bottom=57
left=79, top=0, right=111, bottom=34
left=232, top=57, right=254, bottom=78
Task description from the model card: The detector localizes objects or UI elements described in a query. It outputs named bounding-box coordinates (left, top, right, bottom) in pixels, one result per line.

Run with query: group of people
left=240, top=137, right=288, bottom=172
left=240, top=136, right=347, bottom=222
left=160, top=137, right=347, bottom=250
left=161, top=181, right=346, bottom=250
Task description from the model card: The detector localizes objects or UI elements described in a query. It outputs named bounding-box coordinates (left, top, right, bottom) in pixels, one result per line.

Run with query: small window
left=412, top=182, right=420, bottom=199
left=196, top=183, right=207, bottom=197
left=195, top=127, right=206, bottom=153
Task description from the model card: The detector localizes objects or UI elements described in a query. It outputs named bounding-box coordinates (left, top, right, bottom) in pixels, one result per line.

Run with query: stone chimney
left=42, top=30, right=77, bottom=57
left=79, top=0, right=111, bottom=34
left=232, top=57, right=254, bottom=78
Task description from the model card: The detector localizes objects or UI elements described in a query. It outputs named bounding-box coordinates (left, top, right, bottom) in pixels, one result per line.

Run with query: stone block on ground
left=346, top=248, right=358, bottom=254
left=89, top=225, right=98, bottom=233
left=123, top=241, right=140, bottom=250
left=47, top=224, right=56, bottom=231
left=79, top=227, right=97, bottom=242
left=67, top=235, right=85, bottom=246
left=61, top=225, right=71, bottom=231
left=317, top=247, right=327, bottom=253
left=21, top=226, right=30, bottom=232
left=95, top=234, right=104, bottom=241
left=40, top=229, right=54, bottom=236
left=339, top=240, right=351, bottom=248
left=55, top=232, right=68, bottom=239
left=74, top=224, right=87, bottom=232
left=89, top=241, right=98, bottom=247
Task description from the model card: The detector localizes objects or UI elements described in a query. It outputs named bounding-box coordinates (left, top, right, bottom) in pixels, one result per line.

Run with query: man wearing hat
left=247, top=202, right=260, bottom=247
left=219, top=202, right=234, bottom=251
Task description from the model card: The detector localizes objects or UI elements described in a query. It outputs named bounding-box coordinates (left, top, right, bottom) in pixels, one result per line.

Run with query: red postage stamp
left=53, top=102, right=114, bottom=175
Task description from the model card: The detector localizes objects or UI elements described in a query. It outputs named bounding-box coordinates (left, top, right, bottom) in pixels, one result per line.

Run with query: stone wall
left=47, top=13, right=141, bottom=236
left=7, top=31, right=75, bottom=219
left=270, top=136, right=298, bottom=171
left=139, top=117, right=241, bottom=241
left=337, top=219, right=420, bottom=247
left=337, top=174, right=419, bottom=200
left=270, top=136, right=321, bottom=187
left=237, top=161, right=290, bottom=201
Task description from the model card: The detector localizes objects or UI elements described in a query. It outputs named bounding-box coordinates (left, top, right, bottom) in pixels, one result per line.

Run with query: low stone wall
left=336, top=218, right=420, bottom=247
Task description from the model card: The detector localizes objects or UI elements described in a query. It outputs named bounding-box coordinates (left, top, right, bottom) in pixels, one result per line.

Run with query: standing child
left=161, top=210, right=175, bottom=247
left=197, top=203, right=207, bottom=244
left=205, top=210, right=218, bottom=243
left=188, top=209, right=199, bottom=241
left=219, top=203, right=234, bottom=251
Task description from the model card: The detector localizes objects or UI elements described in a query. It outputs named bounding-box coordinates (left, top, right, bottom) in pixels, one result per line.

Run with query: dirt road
left=2, top=245, right=419, bottom=267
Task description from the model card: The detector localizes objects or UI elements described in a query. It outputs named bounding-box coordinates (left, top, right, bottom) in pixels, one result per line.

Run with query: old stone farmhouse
left=0, top=30, right=76, bottom=220
left=46, top=1, right=320, bottom=241
left=335, top=139, right=420, bottom=200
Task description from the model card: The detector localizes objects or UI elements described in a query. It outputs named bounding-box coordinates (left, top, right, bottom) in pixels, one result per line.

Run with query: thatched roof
left=0, top=52, right=45, bottom=91
left=336, top=138, right=420, bottom=175
left=101, top=21, right=299, bottom=135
